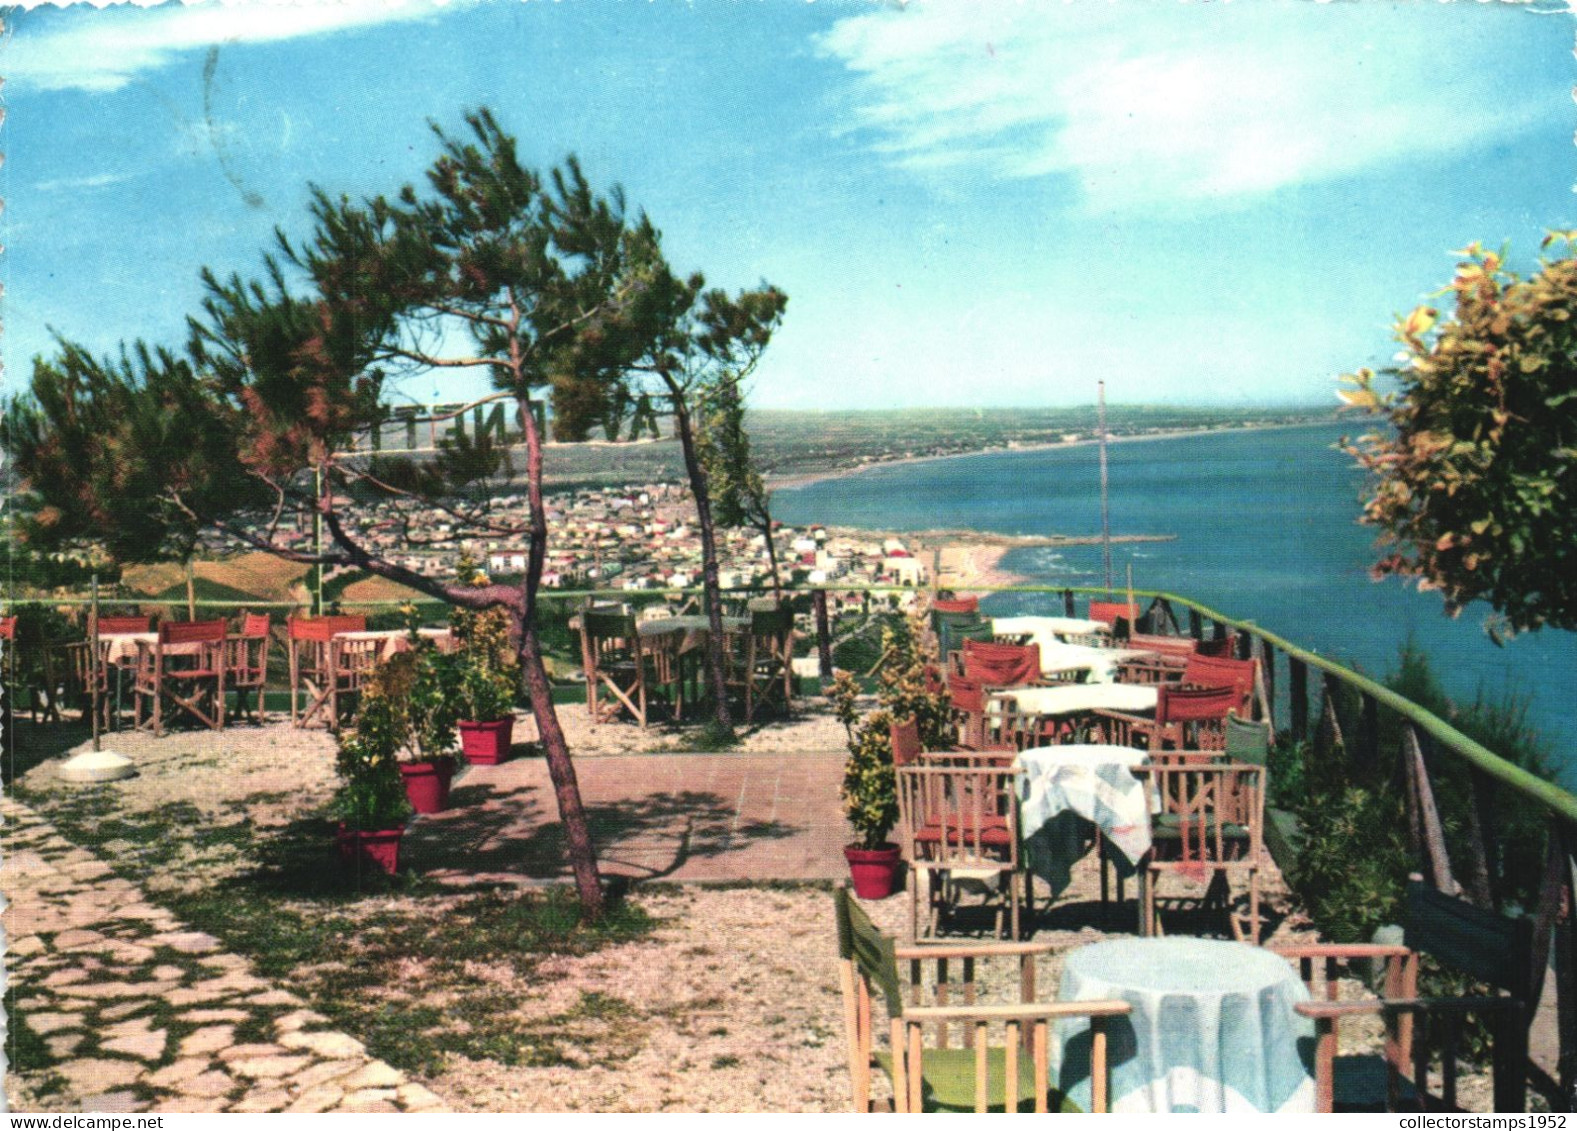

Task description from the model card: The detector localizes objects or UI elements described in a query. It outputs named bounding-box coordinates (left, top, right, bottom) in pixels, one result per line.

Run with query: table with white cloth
left=988, top=618, right=1155, bottom=682
left=100, top=632, right=164, bottom=666
left=1056, top=937, right=1315, bottom=1113
left=994, top=682, right=1159, bottom=748
left=1015, top=744, right=1151, bottom=899
left=635, top=615, right=749, bottom=655
left=332, top=627, right=455, bottom=661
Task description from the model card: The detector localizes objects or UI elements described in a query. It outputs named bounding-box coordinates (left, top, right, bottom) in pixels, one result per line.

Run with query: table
left=992, top=615, right=1110, bottom=648
left=997, top=681, right=1158, bottom=718
left=1016, top=744, right=1151, bottom=899
left=636, top=615, right=749, bottom=654
left=1057, top=938, right=1314, bottom=1113
left=333, top=628, right=454, bottom=661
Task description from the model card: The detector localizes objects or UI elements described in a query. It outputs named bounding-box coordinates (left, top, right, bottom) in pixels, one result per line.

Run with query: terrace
left=2, top=583, right=1571, bottom=1113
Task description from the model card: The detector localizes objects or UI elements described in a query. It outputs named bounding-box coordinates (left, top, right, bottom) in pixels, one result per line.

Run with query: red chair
left=1088, top=601, right=1141, bottom=631
left=932, top=596, right=979, bottom=615
left=132, top=619, right=228, bottom=735
left=226, top=613, right=273, bottom=723
left=947, top=677, right=1023, bottom=756
left=96, top=615, right=152, bottom=635
left=1096, top=683, right=1242, bottom=752
left=1182, top=654, right=1259, bottom=717
left=287, top=615, right=368, bottom=728
left=960, top=638, right=1042, bottom=688
left=0, top=616, right=16, bottom=641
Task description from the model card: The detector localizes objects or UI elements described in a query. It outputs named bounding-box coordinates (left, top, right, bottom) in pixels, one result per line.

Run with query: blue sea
left=775, top=421, right=1577, bottom=785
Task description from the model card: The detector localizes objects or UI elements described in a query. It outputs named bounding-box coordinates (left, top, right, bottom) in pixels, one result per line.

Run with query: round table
left=1057, top=937, right=1314, bottom=1113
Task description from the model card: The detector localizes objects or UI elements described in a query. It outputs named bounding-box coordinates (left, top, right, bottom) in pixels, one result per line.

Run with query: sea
left=775, top=421, right=1577, bottom=786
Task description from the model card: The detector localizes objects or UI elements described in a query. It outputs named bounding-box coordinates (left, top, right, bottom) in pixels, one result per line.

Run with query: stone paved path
left=1, top=795, right=447, bottom=1114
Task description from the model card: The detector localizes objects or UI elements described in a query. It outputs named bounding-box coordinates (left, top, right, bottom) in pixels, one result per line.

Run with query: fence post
left=813, top=589, right=834, bottom=682
left=1188, top=608, right=1203, bottom=642
left=1289, top=658, right=1309, bottom=742
left=1063, top=589, right=1075, bottom=617
left=1358, top=692, right=1380, bottom=768
left=1402, top=723, right=1458, bottom=895
left=1555, top=822, right=1577, bottom=1110
left=1458, top=767, right=1497, bottom=908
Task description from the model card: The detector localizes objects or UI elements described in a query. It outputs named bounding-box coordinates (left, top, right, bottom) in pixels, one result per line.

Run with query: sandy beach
left=932, top=542, right=1030, bottom=592
left=765, top=417, right=1340, bottom=494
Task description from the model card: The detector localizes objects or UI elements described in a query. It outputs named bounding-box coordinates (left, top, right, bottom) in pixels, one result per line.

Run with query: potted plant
left=332, top=719, right=416, bottom=876
left=830, top=613, right=954, bottom=900
left=836, top=696, right=903, bottom=898
left=451, top=561, right=521, bottom=765
left=347, top=647, right=461, bottom=819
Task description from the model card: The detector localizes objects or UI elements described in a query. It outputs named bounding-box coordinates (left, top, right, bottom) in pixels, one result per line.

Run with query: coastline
left=765, top=416, right=1341, bottom=493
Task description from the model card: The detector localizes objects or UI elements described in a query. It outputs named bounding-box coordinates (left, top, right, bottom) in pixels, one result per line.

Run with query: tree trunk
left=761, top=517, right=783, bottom=599
left=517, top=393, right=604, bottom=919
left=669, top=387, right=733, bottom=733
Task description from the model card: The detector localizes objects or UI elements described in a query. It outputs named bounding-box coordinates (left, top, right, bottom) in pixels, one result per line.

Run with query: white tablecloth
left=334, top=628, right=454, bottom=661
left=1057, top=938, right=1314, bottom=1113
left=992, top=615, right=1110, bottom=647
left=998, top=682, right=1158, bottom=717
left=1016, top=744, right=1151, bottom=898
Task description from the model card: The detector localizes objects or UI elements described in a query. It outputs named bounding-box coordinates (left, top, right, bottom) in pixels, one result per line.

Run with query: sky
left=5, top=0, right=1575, bottom=412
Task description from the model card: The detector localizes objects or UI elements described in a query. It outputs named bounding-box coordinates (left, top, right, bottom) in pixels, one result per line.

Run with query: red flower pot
left=844, top=843, right=903, bottom=900
left=399, top=759, right=456, bottom=814
left=336, top=824, right=404, bottom=875
left=459, top=717, right=514, bottom=765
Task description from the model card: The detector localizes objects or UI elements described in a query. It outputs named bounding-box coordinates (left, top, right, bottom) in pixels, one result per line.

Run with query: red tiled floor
left=405, top=753, right=853, bottom=886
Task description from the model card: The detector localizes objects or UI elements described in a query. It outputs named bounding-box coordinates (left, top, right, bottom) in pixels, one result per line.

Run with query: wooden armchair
left=96, top=615, right=152, bottom=635
left=287, top=614, right=367, bottom=728
left=727, top=605, right=795, bottom=722
left=960, top=638, right=1042, bottom=690
left=36, top=639, right=111, bottom=728
left=897, top=763, right=1024, bottom=941
left=1096, top=683, right=1241, bottom=753
left=1276, top=880, right=1532, bottom=1113
left=1137, top=757, right=1265, bottom=941
left=579, top=609, right=655, bottom=728
left=225, top=612, right=272, bottom=723
left=834, top=885, right=1129, bottom=1112
left=1087, top=601, right=1141, bottom=636
left=133, top=619, right=228, bottom=735
left=946, top=677, right=1025, bottom=755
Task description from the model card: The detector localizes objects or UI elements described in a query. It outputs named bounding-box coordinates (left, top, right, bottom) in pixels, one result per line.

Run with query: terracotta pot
left=335, top=823, right=404, bottom=875
left=399, top=759, right=455, bottom=814
left=459, top=717, right=514, bottom=765
left=844, top=843, right=903, bottom=900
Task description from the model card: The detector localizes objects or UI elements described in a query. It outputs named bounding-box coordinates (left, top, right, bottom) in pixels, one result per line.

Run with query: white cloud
left=6, top=0, right=469, bottom=93
left=33, top=170, right=139, bottom=192
left=816, top=1, right=1560, bottom=213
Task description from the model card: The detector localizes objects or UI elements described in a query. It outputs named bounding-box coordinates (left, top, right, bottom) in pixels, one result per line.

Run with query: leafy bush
left=832, top=610, right=952, bottom=850
left=450, top=557, right=521, bottom=721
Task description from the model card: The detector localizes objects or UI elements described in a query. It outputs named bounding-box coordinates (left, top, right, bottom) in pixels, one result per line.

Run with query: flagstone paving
left=1, top=795, right=449, bottom=1114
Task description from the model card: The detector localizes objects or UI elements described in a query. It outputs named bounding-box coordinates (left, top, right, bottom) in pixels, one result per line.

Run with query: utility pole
left=1098, top=380, right=1113, bottom=593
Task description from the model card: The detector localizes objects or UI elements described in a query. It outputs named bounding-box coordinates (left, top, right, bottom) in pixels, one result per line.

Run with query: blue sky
left=5, top=0, right=1574, bottom=411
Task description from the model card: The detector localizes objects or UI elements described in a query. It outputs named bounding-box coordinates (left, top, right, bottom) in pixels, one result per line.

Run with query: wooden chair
left=1223, top=712, right=1304, bottom=878
left=946, top=677, right=1024, bottom=756
left=132, top=619, right=228, bottom=735
left=932, top=596, right=979, bottom=615
left=97, top=615, right=152, bottom=635
left=960, top=638, right=1042, bottom=689
left=579, top=609, right=655, bottom=728
left=1137, top=758, right=1264, bottom=941
left=834, top=885, right=1129, bottom=1113
left=1095, top=683, right=1241, bottom=753
left=1277, top=880, right=1532, bottom=1113
left=727, top=605, right=795, bottom=722
left=1088, top=601, right=1141, bottom=635
left=898, top=763, right=1025, bottom=941
left=226, top=613, right=272, bottom=723
left=287, top=614, right=367, bottom=729
left=1124, top=633, right=1198, bottom=673
left=936, top=614, right=992, bottom=669
left=34, top=640, right=111, bottom=728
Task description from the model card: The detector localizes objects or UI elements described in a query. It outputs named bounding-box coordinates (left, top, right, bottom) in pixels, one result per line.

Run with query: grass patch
left=18, top=778, right=659, bottom=1080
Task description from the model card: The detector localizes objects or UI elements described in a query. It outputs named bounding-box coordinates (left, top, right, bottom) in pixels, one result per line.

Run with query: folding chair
left=132, top=619, right=228, bottom=736
left=287, top=614, right=367, bottom=729
left=226, top=612, right=272, bottom=723
left=898, top=763, right=1025, bottom=940
left=728, top=605, right=795, bottom=722
left=579, top=609, right=653, bottom=728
